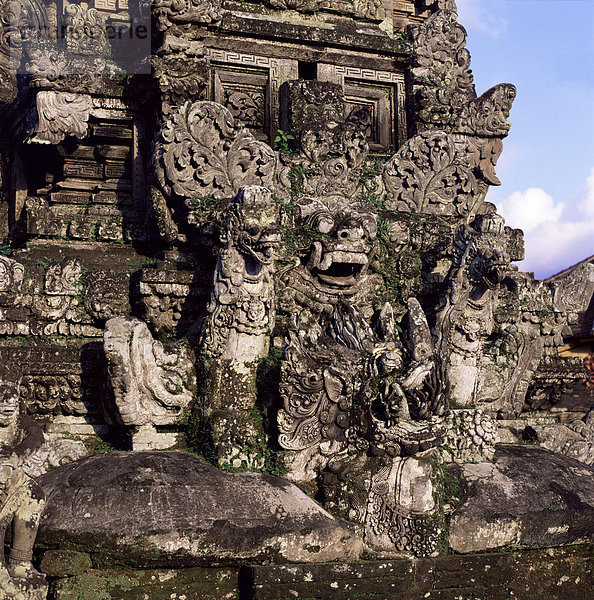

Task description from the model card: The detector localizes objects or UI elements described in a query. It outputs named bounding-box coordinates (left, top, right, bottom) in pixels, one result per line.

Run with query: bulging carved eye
left=247, top=224, right=261, bottom=237
left=311, top=212, right=334, bottom=234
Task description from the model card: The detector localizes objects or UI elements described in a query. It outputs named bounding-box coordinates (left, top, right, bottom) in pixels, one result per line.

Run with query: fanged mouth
left=308, top=244, right=369, bottom=288
left=315, top=262, right=364, bottom=286
left=483, top=264, right=507, bottom=289
left=252, top=241, right=277, bottom=264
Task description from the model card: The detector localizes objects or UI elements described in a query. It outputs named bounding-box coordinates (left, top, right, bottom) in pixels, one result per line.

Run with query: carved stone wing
left=382, top=130, right=482, bottom=216
left=155, top=101, right=277, bottom=201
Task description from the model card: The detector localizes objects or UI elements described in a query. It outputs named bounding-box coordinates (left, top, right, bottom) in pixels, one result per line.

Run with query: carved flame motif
left=155, top=101, right=277, bottom=201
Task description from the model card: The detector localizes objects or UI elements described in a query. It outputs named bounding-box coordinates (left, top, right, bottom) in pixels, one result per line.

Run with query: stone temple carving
left=0, top=0, right=591, bottom=593
left=104, top=316, right=196, bottom=450
left=198, top=185, right=281, bottom=469
left=0, top=364, right=47, bottom=600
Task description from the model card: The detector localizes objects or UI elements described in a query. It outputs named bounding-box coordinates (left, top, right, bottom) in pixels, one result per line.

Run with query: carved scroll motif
left=155, top=101, right=277, bottom=201
left=26, top=91, right=92, bottom=145
left=0, top=256, right=25, bottom=293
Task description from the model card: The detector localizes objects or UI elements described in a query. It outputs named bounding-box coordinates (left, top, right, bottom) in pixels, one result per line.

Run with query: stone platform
left=38, top=546, right=592, bottom=599
left=37, top=451, right=362, bottom=567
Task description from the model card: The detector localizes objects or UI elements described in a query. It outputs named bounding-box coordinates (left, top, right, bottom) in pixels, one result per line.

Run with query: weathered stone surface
left=534, top=407, right=594, bottom=465
left=449, top=444, right=594, bottom=553
left=249, top=545, right=592, bottom=600
left=38, top=451, right=363, bottom=564
left=50, top=566, right=240, bottom=600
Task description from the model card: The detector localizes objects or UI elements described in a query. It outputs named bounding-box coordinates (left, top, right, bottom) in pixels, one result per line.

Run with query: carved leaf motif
left=383, top=130, right=482, bottom=216
left=155, top=101, right=277, bottom=200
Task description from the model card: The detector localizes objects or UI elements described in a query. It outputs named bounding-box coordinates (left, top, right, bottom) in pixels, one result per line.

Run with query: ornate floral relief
left=23, top=42, right=109, bottom=93
left=382, top=130, right=484, bottom=216
left=153, top=0, right=222, bottom=30
left=83, top=272, right=129, bottom=323
left=152, top=49, right=209, bottom=117
left=365, top=456, right=439, bottom=556
left=43, top=259, right=83, bottom=296
left=224, top=90, right=265, bottom=129
left=534, top=408, right=594, bottom=465
left=26, top=91, right=92, bottom=145
left=353, top=0, right=386, bottom=21
left=410, top=8, right=517, bottom=169
left=265, top=0, right=385, bottom=21
left=64, top=4, right=110, bottom=57
left=0, top=0, right=48, bottom=103
left=20, top=375, right=87, bottom=417
left=155, top=101, right=277, bottom=203
left=411, top=9, right=475, bottom=131
left=277, top=332, right=351, bottom=451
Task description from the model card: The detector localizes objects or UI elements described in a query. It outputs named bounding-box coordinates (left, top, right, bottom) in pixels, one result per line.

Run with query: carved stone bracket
left=104, top=316, right=196, bottom=449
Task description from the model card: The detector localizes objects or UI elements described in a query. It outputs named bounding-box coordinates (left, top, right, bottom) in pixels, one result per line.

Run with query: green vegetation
left=274, top=129, right=295, bottom=154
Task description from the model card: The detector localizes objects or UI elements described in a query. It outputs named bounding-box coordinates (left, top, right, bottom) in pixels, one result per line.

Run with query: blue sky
left=455, top=0, right=594, bottom=279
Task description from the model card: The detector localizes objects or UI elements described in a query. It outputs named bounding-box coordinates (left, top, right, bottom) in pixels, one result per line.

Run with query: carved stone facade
left=0, top=0, right=591, bottom=584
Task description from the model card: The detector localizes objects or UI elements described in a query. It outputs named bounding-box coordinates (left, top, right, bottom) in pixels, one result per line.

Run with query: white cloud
left=496, top=168, right=594, bottom=278
left=456, top=0, right=509, bottom=39
left=578, top=168, right=594, bottom=217
left=498, top=188, right=563, bottom=233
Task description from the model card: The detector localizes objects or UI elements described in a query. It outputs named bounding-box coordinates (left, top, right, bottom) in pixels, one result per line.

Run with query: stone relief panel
left=206, top=49, right=298, bottom=145
left=318, top=64, right=407, bottom=151
left=212, top=66, right=269, bottom=139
